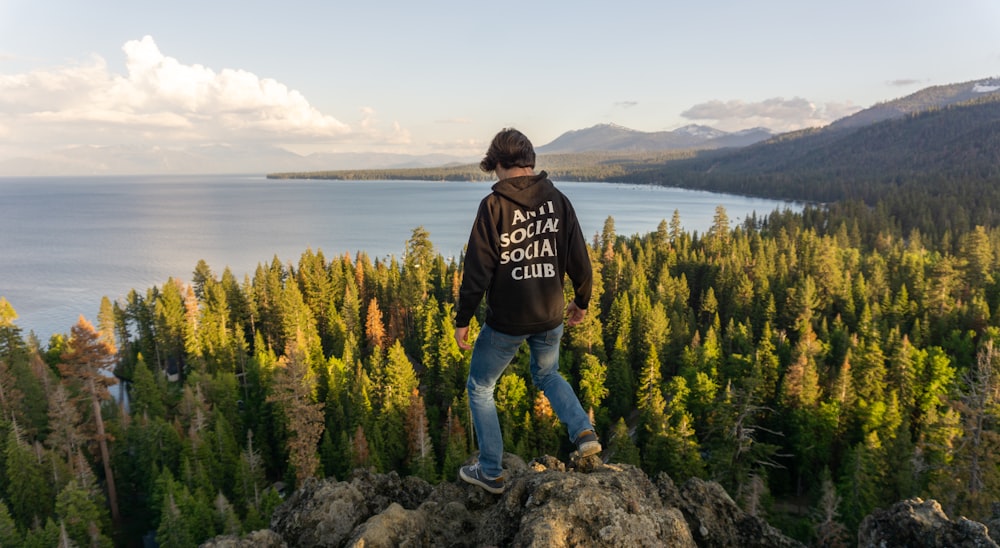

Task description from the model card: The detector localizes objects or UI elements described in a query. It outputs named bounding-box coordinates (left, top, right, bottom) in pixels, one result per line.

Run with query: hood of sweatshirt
left=491, top=171, right=554, bottom=209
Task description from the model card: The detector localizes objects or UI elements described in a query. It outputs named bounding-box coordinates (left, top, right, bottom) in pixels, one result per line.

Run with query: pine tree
left=531, top=392, right=561, bottom=457
left=779, top=323, right=822, bottom=409
left=156, top=494, right=194, bottom=548
left=0, top=499, right=22, bottom=547
left=706, top=205, right=731, bottom=257
left=813, top=473, right=850, bottom=548
left=495, top=372, right=528, bottom=450
left=296, top=249, right=339, bottom=356
left=234, top=429, right=266, bottom=517
left=129, top=354, right=166, bottom=419
left=649, top=376, right=705, bottom=480
left=636, top=345, right=666, bottom=434
left=196, top=277, right=237, bottom=375
left=382, top=341, right=419, bottom=413
left=837, top=433, right=884, bottom=533
left=4, top=424, right=53, bottom=530
left=405, top=388, right=437, bottom=481
left=97, top=296, right=118, bottom=356
left=350, top=424, right=373, bottom=470
left=577, top=353, right=608, bottom=419
left=938, top=340, right=1000, bottom=518
left=23, top=518, right=61, bottom=548
left=606, top=417, right=640, bottom=466
left=45, top=383, right=85, bottom=474
left=0, top=297, right=26, bottom=365
left=266, top=332, right=325, bottom=486
left=346, top=359, right=374, bottom=435
left=0, top=352, right=24, bottom=423
left=213, top=491, right=242, bottom=536
left=605, top=335, right=634, bottom=419
left=604, top=293, right=631, bottom=359
left=433, top=304, right=466, bottom=407
left=441, top=404, right=468, bottom=480
left=154, top=278, right=193, bottom=380
left=402, top=226, right=436, bottom=310
left=365, top=297, right=387, bottom=351
left=59, top=316, right=120, bottom=520
left=55, top=478, right=112, bottom=547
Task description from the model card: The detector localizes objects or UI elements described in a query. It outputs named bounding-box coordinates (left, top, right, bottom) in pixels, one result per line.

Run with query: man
left=455, top=128, right=601, bottom=494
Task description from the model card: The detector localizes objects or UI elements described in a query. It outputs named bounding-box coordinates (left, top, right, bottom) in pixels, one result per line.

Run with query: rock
left=479, top=459, right=696, bottom=547
left=658, top=475, right=805, bottom=548
left=858, top=498, right=999, bottom=548
left=202, top=454, right=1000, bottom=548
left=268, top=469, right=434, bottom=547
left=199, top=453, right=803, bottom=547
left=200, top=529, right=286, bottom=547
left=985, top=503, right=1000, bottom=545
left=345, top=500, right=475, bottom=547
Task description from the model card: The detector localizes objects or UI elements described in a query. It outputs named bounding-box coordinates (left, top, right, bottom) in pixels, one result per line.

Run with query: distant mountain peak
left=675, top=124, right=726, bottom=138
left=573, top=122, right=640, bottom=134
left=537, top=123, right=771, bottom=154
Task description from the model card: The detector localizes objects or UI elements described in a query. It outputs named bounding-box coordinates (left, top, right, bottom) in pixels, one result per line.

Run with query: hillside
left=595, top=92, right=1000, bottom=246
left=830, top=76, right=1000, bottom=130
left=623, top=93, right=1000, bottom=201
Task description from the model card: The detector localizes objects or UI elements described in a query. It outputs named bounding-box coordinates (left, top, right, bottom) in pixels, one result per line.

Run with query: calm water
left=0, top=174, right=798, bottom=339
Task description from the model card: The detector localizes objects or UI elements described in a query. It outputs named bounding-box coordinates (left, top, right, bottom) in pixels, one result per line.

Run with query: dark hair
left=479, top=128, right=535, bottom=173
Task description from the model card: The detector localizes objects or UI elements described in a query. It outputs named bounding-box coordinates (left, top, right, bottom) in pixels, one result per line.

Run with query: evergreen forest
left=3, top=196, right=1000, bottom=545
left=3, top=95, right=1000, bottom=546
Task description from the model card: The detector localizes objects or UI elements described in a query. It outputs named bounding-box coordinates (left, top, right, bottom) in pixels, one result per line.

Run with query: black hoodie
left=455, top=171, right=592, bottom=335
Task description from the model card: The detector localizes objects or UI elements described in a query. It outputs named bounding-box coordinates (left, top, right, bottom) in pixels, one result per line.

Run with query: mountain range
left=0, top=122, right=771, bottom=176
left=536, top=123, right=774, bottom=153
left=0, top=144, right=480, bottom=177
left=3, top=77, right=998, bottom=176
left=623, top=77, right=1000, bottom=202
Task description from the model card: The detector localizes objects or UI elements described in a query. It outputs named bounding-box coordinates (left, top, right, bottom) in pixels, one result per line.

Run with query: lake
left=0, top=174, right=799, bottom=339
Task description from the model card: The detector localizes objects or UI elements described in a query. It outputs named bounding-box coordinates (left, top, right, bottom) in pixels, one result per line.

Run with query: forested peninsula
left=2, top=93, right=1000, bottom=546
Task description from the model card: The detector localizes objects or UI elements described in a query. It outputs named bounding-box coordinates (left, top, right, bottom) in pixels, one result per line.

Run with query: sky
left=1, top=0, right=999, bottom=162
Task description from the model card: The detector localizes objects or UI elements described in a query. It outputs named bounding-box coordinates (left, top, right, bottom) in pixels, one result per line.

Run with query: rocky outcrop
left=201, top=453, right=803, bottom=547
left=857, top=498, right=998, bottom=548
left=202, top=454, right=998, bottom=547
left=658, top=475, right=802, bottom=548
left=986, top=503, right=1000, bottom=545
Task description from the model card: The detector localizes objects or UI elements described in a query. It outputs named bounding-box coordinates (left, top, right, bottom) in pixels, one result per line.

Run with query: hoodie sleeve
left=455, top=197, right=500, bottom=327
left=564, top=201, right=593, bottom=310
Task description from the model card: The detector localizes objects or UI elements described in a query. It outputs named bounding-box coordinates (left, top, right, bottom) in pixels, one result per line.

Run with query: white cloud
left=888, top=78, right=923, bottom=87
left=680, top=97, right=861, bottom=132
left=0, top=36, right=365, bottom=151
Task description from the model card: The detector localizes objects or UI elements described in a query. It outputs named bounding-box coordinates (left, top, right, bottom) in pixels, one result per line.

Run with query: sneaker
left=574, top=430, right=602, bottom=458
left=459, top=462, right=505, bottom=494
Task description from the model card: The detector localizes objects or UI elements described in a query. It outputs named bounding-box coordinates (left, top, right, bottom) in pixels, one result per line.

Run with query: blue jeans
left=466, top=323, right=593, bottom=478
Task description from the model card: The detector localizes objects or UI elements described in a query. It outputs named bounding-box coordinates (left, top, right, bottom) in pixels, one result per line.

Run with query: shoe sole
left=572, top=441, right=602, bottom=459
left=459, top=468, right=505, bottom=494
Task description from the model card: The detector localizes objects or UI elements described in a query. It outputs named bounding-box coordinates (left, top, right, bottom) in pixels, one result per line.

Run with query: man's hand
left=566, top=301, right=587, bottom=327
left=455, top=325, right=472, bottom=350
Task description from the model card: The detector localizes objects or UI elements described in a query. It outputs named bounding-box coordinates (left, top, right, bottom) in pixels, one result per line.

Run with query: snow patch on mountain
left=675, top=124, right=726, bottom=139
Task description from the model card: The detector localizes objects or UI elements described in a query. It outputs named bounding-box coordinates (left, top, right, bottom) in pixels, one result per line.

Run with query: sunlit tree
left=59, top=316, right=119, bottom=521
